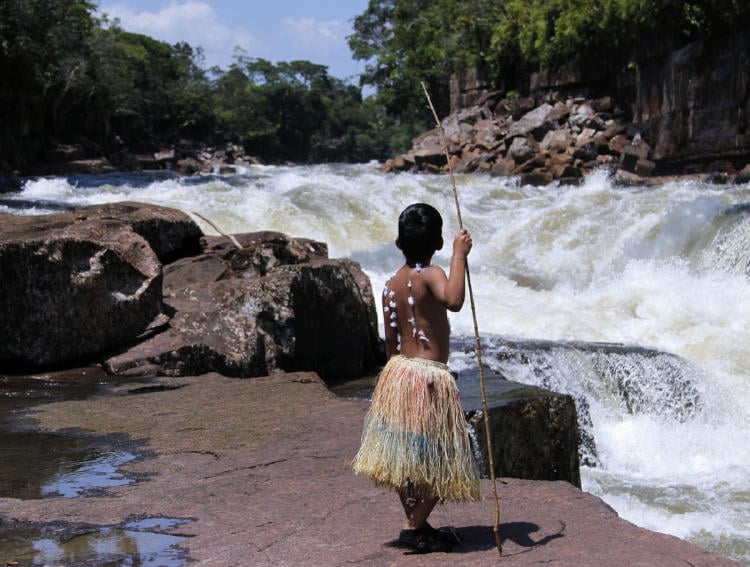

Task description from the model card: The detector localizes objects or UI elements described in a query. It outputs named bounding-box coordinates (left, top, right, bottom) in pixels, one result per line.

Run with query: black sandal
left=397, top=525, right=454, bottom=553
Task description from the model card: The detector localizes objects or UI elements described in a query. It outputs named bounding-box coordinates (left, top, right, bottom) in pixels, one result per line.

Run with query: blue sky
left=96, top=1, right=371, bottom=81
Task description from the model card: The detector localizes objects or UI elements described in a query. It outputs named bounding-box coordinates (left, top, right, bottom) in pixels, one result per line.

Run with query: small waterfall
left=455, top=337, right=706, bottom=468
left=702, top=203, right=750, bottom=276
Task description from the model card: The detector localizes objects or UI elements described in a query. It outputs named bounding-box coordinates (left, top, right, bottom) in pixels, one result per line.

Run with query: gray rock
left=413, top=145, right=446, bottom=167
left=520, top=171, right=554, bottom=187
left=472, top=383, right=581, bottom=487
left=106, top=233, right=382, bottom=382
left=0, top=214, right=163, bottom=366
left=541, top=129, right=573, bottom=153
left=620, top=139, right=652, bottom=172
left=509, top=136, right=540, bottom=164
left=569, top=103, right=596, bottom=128
left=490, top=158, right=516, bottom=177
left=635, top=158, right=657, bottom=176
left=735, top=163, right=750, bottom=184
left=508, top=103, right=557, bottom=141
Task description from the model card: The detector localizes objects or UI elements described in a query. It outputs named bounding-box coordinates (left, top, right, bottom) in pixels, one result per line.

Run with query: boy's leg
left=398, top=488, right=439, bottom=529
left=397, top=489, right=454, bottom=552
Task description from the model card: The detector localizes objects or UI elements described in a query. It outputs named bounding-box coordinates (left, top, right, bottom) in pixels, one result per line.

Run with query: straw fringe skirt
left=352, top=355, right=481, bottom=502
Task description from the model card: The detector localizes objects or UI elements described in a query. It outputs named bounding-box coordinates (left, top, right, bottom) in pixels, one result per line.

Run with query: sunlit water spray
left=4, top=164, right=750, bottom=563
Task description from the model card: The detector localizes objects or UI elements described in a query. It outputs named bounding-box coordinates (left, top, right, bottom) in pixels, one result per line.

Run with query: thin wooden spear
left=191, top=211, right=243, bottom=250
left=421, top=81, right=503, bottom=556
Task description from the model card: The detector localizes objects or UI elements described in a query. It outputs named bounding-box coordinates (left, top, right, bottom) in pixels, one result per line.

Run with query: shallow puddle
left=0, top=369, right=193, bottom=564
left=0, top=517, right=191, bottom=566
left=0, top=366, right=147, bottom=501
left=0, top=365, right=185, bottom=502
left=0, top=431, right=138, bottom=500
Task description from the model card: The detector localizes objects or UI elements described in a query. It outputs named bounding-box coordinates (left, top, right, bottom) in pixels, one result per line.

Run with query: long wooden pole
left=192, top=211, right=243, bottom=250
left=421, top=82, right=502, bottom=556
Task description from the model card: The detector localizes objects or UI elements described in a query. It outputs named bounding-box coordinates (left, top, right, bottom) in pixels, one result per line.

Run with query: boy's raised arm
left=429, top=229, right=472, bottom=311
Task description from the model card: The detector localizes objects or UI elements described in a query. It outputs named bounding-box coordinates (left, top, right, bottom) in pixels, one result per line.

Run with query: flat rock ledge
left=0, top=372, right=737, bottom=566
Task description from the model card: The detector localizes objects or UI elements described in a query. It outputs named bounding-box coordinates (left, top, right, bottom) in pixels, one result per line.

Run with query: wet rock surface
left=0, top=372, right=737, bottom=566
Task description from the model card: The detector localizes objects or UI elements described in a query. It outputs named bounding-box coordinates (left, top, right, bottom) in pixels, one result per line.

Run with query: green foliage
left=211, top=55, right=411, bottom=163
left=349, top=0, right=750, bottom=119
left=1, top=0, right=409, bottom=167
left=349, top=0, right=501, bottom=121
left=87, top=26, right=215, bottom=148
left=4, top=0, right=746, bottom=172
left=0, top=0, right=98, bottom=163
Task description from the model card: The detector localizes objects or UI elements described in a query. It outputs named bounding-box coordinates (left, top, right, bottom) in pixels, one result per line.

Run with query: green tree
left=212, top=56, right=391, bottom=163
left=349, top=0, right=750, bottom=126
left=487, top=0, right=750, bottom=73
left=88, top=24, right=212, bottom=150
left=0, top=0, right=97, bottom=165
left=349, top=0, right=502, bottom=121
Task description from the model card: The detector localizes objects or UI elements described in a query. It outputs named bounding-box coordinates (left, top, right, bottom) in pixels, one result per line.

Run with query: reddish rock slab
left=0, top=373, right=737, bottom=566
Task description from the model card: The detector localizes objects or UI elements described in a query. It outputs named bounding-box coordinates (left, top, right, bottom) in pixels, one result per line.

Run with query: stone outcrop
left=632, top=30, right=750, bottom=172
left=0, top=202, right=200, bottom=366
left=391, top=28, right=750, bottom=185
left=0, top=204, right=383, bottom=380
left=384, top=91, right=649, bottom=186
left=104, top=231, right=383, bottom=382
left=2, top=372, right=736, bottom=566
left=463, top=376, right=582, bottom=488
left=1, top=202, right=584, bottom=490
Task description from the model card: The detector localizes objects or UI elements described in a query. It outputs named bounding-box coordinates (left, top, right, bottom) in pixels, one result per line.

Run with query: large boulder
left=82, top=201, right=204, bottom=263
left=0, top=200, right=203, bottom=366
left=470, top=381, right=582, bottom=488
left=105, top=232, right=383, bottom=382
left=508, top=103, right=558, bottom=141
left=1, top=203, right=383, bottom=378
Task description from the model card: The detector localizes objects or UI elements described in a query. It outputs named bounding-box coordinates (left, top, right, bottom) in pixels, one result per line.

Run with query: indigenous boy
left=352, top=203, right=481, bottom=553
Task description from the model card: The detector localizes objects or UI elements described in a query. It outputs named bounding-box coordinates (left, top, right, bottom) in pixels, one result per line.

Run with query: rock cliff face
left=391, top=28, right=750, bottom=183
left=633, top=30, right=750, bottom=171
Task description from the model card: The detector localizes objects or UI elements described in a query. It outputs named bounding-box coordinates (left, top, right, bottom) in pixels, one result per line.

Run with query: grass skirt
left=352, top=355, right=481, bottom=502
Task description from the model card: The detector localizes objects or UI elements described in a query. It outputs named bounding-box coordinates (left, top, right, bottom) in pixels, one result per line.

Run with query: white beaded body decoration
left=383, top=263, right=429, bottom=352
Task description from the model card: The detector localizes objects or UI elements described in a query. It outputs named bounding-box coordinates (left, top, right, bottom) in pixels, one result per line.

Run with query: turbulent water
left=3, top=163, right=749, bottom=563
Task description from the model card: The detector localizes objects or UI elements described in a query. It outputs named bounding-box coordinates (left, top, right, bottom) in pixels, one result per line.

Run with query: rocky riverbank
left=3, top=140, right=263, bottom=179
left=383, top=91, right=750, bottom=188
left=0, top=371, right=738, bottom=565
left=0, top=201, right=582, bottom=485
left=0, top=201, right=741, bottom=564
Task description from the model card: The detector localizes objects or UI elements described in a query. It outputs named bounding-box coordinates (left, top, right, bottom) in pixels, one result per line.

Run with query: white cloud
left=99, top=1, right=264, bottom=68
left=280, top=17, right=349, bottom=57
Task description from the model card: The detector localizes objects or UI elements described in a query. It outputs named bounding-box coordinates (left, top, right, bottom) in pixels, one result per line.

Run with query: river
left=2, top=163, right=749, bottom=563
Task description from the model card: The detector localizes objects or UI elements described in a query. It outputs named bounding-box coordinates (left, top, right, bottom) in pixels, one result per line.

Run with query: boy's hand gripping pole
left=421, top=82, right=503, bottom=556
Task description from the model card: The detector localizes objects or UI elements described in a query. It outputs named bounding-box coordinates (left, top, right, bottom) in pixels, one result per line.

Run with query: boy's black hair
left=398, top=203, right=443, bottom=263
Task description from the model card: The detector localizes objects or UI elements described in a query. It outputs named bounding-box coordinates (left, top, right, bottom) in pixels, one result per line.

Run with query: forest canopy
left=0, top=0, right=423, bottom=170
left=1, top=0, right=748, bottom=172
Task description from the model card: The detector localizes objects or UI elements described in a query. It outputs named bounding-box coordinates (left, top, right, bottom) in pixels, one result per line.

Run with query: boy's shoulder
left=411, top=264, right=447, bottom=294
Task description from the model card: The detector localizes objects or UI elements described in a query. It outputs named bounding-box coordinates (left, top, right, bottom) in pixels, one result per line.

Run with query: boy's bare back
left=383, top=229, right=472, bottom=363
